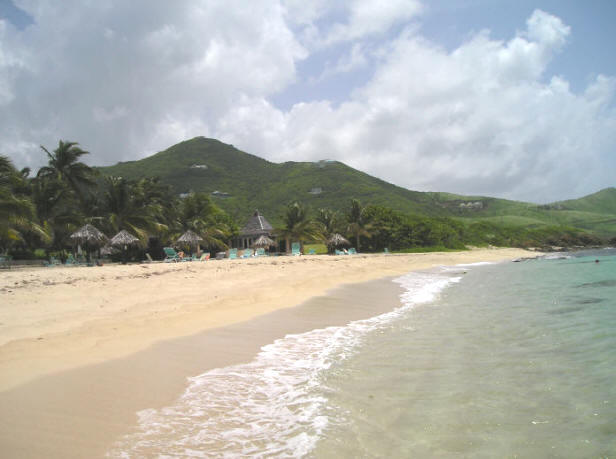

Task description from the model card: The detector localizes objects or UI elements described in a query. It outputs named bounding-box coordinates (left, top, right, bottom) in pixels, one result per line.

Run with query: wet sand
left=0, top=249, right=538, bottom=457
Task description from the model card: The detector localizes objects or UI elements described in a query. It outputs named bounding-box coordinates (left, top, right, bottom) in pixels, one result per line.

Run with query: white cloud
left=0, top=3, right=614, bottom=203
left=222, top=9, right=615, bottom=202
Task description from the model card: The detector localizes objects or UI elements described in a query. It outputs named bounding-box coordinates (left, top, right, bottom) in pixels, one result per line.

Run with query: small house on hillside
left=235, top=210, right=274, bottom=249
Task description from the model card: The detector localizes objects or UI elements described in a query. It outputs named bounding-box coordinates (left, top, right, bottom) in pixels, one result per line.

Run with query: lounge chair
left=0, top=254, right=11, bottom=269
left=255, top=248, right=266, bottom=257
left=241, top=248, right=254, bottom=258
left=348, top=248, right=357, bottom=255
left=163, top=247, right=181, bottom=262
left=144, top=253, right=154, bottom=263
left=228, top=248, right=238, bottom=259
left=65, top=254, right=78, bottom=265
left=308, top=248, right=316, bottom=255
left=335, top=249, right=346, bottom=255
left=44, top=256, right=62, bottom=267
left=384, top=248, right=390, bottom=254
left=199, top=252, right=210, bottom=261
left=291, top=242, right=301, bottom=256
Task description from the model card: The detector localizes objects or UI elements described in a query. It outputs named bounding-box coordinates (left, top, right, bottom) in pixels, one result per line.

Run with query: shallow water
left=109, top=249, right=616, bottom=457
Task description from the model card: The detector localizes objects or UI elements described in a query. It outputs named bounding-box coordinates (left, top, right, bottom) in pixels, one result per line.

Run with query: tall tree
left=277, top=202, right=322, bottom=253
left=176, top=192, right=234, bottom=250
left=37, top=140, right=96, bottom=206
left=346, top=199, right=371, bottom=252
left=98, top=176, right=165, bottom=241
left=0, top=156, right=48, bottom=251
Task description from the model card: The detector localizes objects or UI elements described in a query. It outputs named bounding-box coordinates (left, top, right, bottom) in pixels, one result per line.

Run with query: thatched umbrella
left=70, top=224, right=108, bottom=262
left=252, top=234, right=275, bottom=248
left=327, top=233, right=350, bottom=248
left=110, top=230, right=140, bottom=264
left=176, top=230, right=203, bottom=254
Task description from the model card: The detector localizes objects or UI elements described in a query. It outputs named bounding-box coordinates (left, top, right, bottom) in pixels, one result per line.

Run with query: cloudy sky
left=1, top=0, right=614, bottom=203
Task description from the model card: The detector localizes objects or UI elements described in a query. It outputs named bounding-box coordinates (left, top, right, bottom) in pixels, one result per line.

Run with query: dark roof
left=240, top=210, right=273, bottom=236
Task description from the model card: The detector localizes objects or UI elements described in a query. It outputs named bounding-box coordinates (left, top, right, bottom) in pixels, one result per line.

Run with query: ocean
left=109, top=249, right=616, bottom=458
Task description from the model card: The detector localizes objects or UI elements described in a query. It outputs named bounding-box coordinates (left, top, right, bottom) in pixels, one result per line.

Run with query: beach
left=0, top=248, right=535, bottom=457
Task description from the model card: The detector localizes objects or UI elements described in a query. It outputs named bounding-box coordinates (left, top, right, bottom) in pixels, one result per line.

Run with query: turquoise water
left=110, top=250, right=616, bottom=457
left=315, top=250, right=616, bottom=458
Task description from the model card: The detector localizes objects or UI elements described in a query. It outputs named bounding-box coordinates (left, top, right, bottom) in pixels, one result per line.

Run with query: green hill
left=98, top=137, right=616, bottom=236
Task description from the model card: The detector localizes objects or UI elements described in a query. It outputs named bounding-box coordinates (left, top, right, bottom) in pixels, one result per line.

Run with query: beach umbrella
left=327, top=233, right=350, bottom=247
left=110, top=229, right=140, bottom=247
left=110, top=230, right=140, bottom=264
left=70, top=224, right=109, bottom=261
left=176, top=230, right=203, bottom=254
left=252, top=234, right=275, bottom=248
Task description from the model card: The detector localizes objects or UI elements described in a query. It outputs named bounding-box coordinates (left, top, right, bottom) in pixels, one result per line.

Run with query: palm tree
left=277, top=202, right=322, bottom=253
left=98, top=176, right=165, bottom=242
left=0, top=156, right=48, bottom=251
left=176, top=193, right=234, bottom=250
left=346, top=199, right=371, bottom=252
left=37, top=140, right=96, bottom=205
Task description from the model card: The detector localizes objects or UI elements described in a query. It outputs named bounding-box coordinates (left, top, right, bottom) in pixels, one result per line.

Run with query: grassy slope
left=98, top=137, right=616, bottom=235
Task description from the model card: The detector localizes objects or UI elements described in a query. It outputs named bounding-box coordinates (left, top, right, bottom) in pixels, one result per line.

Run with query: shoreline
left=0, top=249, right=536, bottom=393
left=0, top=248, right=539, bottom=457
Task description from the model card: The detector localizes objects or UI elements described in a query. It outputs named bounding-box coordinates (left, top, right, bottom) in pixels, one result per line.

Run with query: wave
left=108, top=268, right=464, bottom=458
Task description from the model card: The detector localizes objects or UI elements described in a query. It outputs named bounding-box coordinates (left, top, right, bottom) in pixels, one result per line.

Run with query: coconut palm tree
left=98, top=176, right=165, bottom=242
left=346, top=199, right=371, bottom=252
left=277, top=202, right=322, bottom=253
left=0, top=156, right=48, bottom=251
left=37, top=140, right=96, bottom=206
left=176, top=192, right=234, bottom=250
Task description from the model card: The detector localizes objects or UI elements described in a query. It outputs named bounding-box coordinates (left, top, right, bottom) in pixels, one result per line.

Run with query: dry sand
left=0, top=248, right=537, bottom=457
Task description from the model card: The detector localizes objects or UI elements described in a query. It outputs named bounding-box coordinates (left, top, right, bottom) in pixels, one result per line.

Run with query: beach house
left=235, top=210, right=274, bottom=249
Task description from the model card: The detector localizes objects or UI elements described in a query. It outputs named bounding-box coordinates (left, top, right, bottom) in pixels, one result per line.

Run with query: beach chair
left=241, top=248, right=254, bottom=258
left=228, top=248, right=238, bottom=259
left=163, top=247, right=181, bottom=262
left=291, top=242, right=301, bottom=256
left=255, top=248, right=266, bottom=257
left=348, top=248, right=357, bottom=255
left=384, top=248, right=390, bottom=254
left=335, top=249, right=345, bottom=255
left=65, top=253, right=77, bottom=265
left=0, top=254, right=11, bottom=269
left=308, top=248, right=316, bottom=255
left=199, top=252, right=210, bottom=261
left=144, top=253, right=154, bottom=263
left=44, top=256, right=61, bottom=267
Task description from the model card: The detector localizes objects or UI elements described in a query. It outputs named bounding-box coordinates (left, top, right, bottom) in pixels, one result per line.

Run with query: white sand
left=0, top=248, right=536, bottom=392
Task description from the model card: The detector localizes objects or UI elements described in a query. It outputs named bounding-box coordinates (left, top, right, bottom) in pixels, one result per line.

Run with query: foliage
left=276, top=202, right=323, bottom=252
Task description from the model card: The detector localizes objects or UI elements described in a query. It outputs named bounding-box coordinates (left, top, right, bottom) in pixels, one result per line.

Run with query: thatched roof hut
left=328, top=233, right=350, bottom=247
left=252, top=234, right=275, bottom=248
left=110, top=230, right=139, bottom=247
left=70, top=224, right=108, bottom=246
left=177, top=230, right=203, bottom=244
left=236, top=210, right=274, bottom=249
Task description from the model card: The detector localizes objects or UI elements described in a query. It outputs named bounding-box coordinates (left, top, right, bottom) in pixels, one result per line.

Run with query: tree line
left=1, top=140, right=603, bottom=261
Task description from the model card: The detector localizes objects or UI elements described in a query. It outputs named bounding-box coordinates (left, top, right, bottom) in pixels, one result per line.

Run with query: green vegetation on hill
left=99, top=137, right=449, bottom=223
left=99, top=137, right=616, bottom=237
left=2, top=137, right=614, bottom=262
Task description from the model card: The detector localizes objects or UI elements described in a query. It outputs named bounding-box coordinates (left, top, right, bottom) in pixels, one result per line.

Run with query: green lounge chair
left=199, top=252, right=210, bottom=261
left=241, top=248, right=254, bottom=258
left=0, top=254, right=11, bottom=269
left=335, top=249, right=346, bottom=255
left=65, top=253, right=77, bottom=265
left=255, top=248, right=266, bottom=257
left=228, top=248, right=238, bottom=259
left=291, top=242, right=301, bottom=256
left=163, top=247, right=181, bottom=262
left=348, top=248, right=357, bottom=255
left=384, top=248, right=390, bottom=254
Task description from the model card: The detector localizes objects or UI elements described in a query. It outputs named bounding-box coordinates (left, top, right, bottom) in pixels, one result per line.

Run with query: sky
left=0, top=0, right=614, bottom=203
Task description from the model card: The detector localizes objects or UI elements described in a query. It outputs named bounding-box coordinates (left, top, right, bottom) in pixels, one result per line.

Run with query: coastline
left=0, top=248, right=534, bottom=392
left=0, top=249, right=537, bottom=456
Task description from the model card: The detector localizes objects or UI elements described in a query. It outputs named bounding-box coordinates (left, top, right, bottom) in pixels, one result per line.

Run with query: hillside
left=99, top=137, right=451, bottom=222
left=99, top=137, right=616, bottom=235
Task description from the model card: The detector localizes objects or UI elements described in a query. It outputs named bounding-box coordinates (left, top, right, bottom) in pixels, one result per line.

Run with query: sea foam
left=108, top=267, right=464, bottom=458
